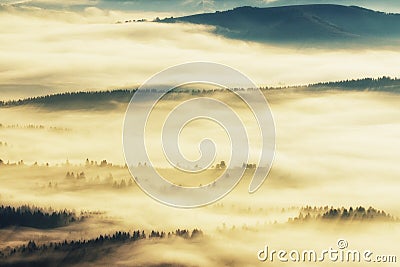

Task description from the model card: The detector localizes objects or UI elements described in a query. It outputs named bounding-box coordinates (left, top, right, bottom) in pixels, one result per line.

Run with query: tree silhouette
left=0, top=205, right=79, bottom=229
left=0, top=227, right=204, bottom=267
left=289, top=206, right=397, bottom=223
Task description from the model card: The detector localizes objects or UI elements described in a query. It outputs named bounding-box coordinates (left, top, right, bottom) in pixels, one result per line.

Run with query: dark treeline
left=1, top=77, right=399, bottom=109
left=0, top=205, right=79, bottom=229
left=0, top=158, right=126, bottom=168
left=0, top=88, right=242, bottom=108
left=0, top=229, right=203, bottom=267
left=308, top=76, right=400, bottom=91
left=289, top=206, right=398, bottom=223
left=0, top=123, right=71, bottom=132
left=0, top=90, right=135, bottom=109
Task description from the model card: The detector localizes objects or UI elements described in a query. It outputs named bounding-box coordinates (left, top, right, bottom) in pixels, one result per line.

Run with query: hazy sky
left=3, top=0, right=400, bottom=13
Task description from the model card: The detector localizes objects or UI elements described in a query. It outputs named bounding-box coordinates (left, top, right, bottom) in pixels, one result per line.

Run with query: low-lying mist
left=0, top=88, right=399, bottom=266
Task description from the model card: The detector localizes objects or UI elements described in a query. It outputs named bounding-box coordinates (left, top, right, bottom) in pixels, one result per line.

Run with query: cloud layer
left=1, top=5, right=400, bottom=100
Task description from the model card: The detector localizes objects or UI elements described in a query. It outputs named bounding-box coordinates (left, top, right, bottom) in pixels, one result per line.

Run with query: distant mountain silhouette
left=161, top=4, right=400, bottom=44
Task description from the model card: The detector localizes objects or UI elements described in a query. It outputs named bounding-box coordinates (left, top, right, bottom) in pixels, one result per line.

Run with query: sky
left=3, top=0, right=400, bottom=14
left=1, top=0, right=400, bottom=100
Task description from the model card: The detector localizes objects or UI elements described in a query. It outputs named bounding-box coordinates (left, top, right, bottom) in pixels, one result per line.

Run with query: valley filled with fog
left=1, top=1, right=400, bottom=265
left=1, top=88, right=399, bottom=266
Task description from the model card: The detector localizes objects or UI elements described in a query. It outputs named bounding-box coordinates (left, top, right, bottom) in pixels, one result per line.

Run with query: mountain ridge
left=1, top=77, right=399, bottom=110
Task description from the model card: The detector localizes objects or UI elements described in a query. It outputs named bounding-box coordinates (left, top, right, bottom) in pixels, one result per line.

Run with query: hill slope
left=0, top=90, right=135, bottom=110
left=161, top=4, right=400, bottom=44
left=0, top=77, right=399, bottom=110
